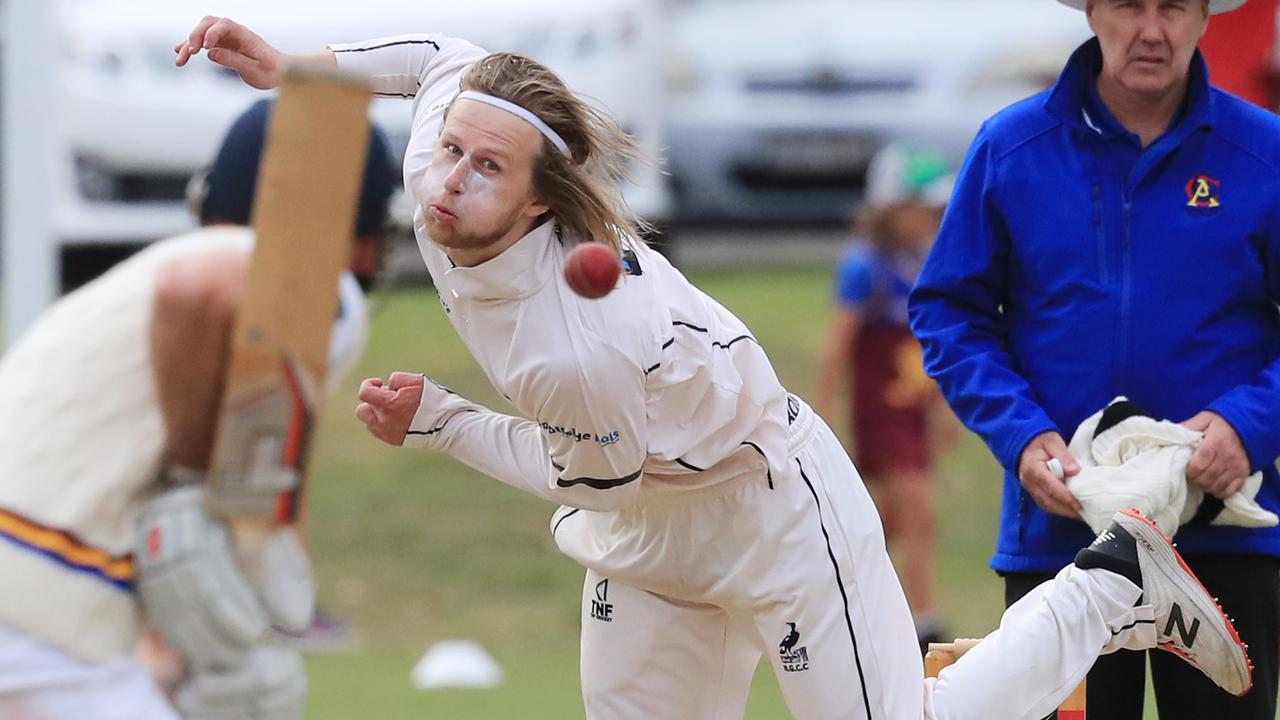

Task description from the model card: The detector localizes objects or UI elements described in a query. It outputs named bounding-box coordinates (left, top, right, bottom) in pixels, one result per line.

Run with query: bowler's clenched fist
left=356, top=372, right=425, bottom=446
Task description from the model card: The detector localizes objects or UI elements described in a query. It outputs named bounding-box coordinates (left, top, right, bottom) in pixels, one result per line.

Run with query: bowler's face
left=1087, top=0, right=1209, bottom=99
left=419, top=99, right=548, bottom=263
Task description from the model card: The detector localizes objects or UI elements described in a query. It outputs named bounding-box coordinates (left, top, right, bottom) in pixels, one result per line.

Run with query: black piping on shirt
left=740, top=441, right=773, bottom=489
left=333, top=39, right=440, bottom=53
left=552, top=508, right=581, bottom=536
left=648, top=321, right=758, bottom=379
left=668, top=319, right=760, bottom=350
left=674, top=458, right=705, bottom=472
left=405, top=409, right=478, bottom=438
left=1110, top=617, right=1156, bottom=636
left=672, top=319, right=709, bottom=333
left=551, top=461, right=642, bottom=490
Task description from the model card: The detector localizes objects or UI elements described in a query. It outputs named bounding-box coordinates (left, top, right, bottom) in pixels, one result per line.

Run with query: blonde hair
left=853, top=202, right=947, bottom=254
left=458, top=52, right=652, bottom=254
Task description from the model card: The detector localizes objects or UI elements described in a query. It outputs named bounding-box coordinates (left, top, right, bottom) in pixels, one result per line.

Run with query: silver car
left=663, top=0, right=1091, bottom=224
left=48, top=0, right=669, bottom=288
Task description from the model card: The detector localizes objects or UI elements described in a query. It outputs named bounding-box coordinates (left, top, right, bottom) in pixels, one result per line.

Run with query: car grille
left=115, top=173, right=191, bottom=202
left=744, top=70, right=916, bottom=96
left=76, top=155, right=192, bottom=203
left=732, top=130, right=878, bottom=191
left=732, top=162, right=868, bottom=192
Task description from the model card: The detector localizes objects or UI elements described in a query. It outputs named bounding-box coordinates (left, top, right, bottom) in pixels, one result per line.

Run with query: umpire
left=909, top=0, right=1280, bottom=717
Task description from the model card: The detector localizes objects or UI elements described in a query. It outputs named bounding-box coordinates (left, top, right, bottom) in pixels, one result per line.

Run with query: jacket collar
left=1082, top=68, right=1130, bottom=140
left=443, top=219, right=559, bottom=302
left=1044, top=37, right=1215, bottom=137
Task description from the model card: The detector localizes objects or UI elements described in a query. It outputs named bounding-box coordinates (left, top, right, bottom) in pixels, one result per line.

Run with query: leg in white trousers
left=0, top=622, right=180, bottom=720
left=569, top=407, right=926, bottom=719
left=566, top=399, right=1151, bottom=720
left=579, top=568, right=761, bottom=719
left=926, top=564, right=1149, bottom=720
left=579, top=564, right=1147, bottom=720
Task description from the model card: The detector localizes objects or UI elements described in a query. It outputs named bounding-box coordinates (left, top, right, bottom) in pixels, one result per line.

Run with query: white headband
left=456, top=90, right=572, bottom=158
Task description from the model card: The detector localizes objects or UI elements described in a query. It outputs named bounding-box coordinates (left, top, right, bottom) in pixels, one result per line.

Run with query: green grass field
left=301, top=262, right=1020, bottom=718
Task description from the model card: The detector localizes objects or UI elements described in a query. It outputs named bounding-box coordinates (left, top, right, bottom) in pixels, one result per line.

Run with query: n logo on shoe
left=1165, top=603, right=1200, bottom=648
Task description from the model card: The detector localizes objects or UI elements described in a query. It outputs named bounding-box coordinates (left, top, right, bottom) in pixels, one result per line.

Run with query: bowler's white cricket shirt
left=332, top=36, right=791, bottom=511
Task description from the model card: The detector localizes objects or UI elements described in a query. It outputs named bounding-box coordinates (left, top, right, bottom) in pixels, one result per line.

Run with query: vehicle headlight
left=571, top=27, right=601, bottom=59
left=60, top=32, right=128, bottom=78
left=75, top=154, right=121, bottom=201
left=613, top=14, right=639, bottom=48
left=514, top=27, right=552, bottom=58
left=564, top=12, right=641, bottom=60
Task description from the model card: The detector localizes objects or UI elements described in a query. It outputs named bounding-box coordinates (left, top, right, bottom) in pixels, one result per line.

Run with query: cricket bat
left=205, top=64, right=371, bottom=555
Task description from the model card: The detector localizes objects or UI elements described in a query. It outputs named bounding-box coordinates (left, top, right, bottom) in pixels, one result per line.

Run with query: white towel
left=1065, top=397, right=1277, bottom=535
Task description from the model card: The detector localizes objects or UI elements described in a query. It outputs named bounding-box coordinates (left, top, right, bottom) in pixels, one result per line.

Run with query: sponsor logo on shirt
left=621, top=245, right=643, bottom=276
left=779, top=622, right=810, bottom=672
left=539, top=422, right=621, bottom=447
left=1185, top=175, right=1221, bottom=209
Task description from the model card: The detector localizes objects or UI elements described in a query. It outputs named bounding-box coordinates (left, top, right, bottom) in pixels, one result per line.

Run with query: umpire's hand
left=1017, top=431, right=1084, bottom=520
left=1181, top=410, right=1251, bottom=499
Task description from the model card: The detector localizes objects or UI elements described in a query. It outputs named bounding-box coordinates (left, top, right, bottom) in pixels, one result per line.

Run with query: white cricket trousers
left=0, top=622, right=179, bottom=720
left=554, top=396, right=1149, bottom=719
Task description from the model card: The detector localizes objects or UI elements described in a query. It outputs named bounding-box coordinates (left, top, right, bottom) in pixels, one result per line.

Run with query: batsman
left=0, top=95, right=394, bottom=718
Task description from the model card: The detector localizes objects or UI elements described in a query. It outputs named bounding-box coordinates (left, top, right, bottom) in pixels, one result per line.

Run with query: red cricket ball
left=564, top=242, right=621, bottom=299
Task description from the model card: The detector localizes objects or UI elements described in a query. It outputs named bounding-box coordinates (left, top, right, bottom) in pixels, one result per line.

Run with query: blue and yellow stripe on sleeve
left=0, top=507, right=135, bottom=592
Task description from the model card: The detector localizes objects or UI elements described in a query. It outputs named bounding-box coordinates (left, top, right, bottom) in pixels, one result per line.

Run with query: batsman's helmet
left=190, top=98, right=395, bottom=238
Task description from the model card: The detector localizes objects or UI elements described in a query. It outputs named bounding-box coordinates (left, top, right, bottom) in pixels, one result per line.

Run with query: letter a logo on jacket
left=1185, top=175, right=1221, bottom=208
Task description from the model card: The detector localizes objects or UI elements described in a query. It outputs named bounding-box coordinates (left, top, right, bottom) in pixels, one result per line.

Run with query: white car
left=48, top=0, right=669, bottom=288
left=663, top=0, right=1092, bottom=224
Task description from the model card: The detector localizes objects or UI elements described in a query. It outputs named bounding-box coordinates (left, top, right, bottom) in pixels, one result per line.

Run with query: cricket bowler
left=186, top=16, right=1253, bottom=720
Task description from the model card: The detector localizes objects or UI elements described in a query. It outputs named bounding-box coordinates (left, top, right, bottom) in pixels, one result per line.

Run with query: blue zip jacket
left=909, top=38, right=1280, bottom=573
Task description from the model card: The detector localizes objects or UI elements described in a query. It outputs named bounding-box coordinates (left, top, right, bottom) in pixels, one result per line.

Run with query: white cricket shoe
left=1075, top=507, right=1253, bottom=696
